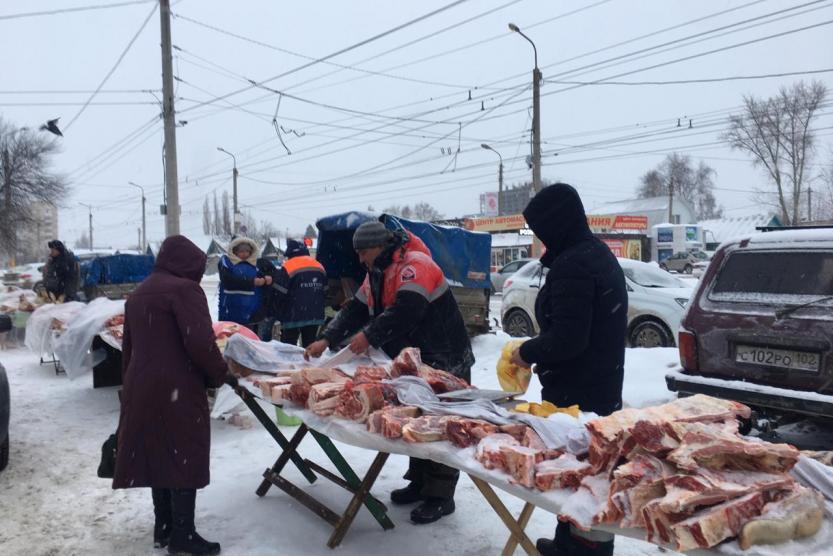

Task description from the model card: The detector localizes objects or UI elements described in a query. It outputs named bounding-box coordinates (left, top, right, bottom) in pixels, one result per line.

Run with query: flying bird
left=40, top=118, right=63, bottom=137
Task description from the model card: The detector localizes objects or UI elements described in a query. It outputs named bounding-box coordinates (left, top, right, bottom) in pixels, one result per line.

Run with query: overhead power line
left=544, top=68, right=833, bottom=86
left=0, top=0, right=153, bottom=21
left=64, top=3, right=158, bottom=131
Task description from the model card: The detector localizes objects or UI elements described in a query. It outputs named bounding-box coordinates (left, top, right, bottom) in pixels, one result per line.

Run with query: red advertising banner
left=587, top=214, right=648, bottom=231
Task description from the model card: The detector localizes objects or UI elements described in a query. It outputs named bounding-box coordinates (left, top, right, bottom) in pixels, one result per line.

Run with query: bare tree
left=74, top=232, right=91, bottom=250
left=221, top=191, right=231, bottom=237
left=0, top=119, right=67, bottom=260
left=412, top=201, right=443, bottom=221
left=724, top=80, right=827, bottom=225
left=637, top=153, right=722, bottom=220
left=819, top=149, right=833, bottom=220
left=202, top=196, right=211, bottom=235
left=212, top=191, right=222, bottom=236
left=304, top=224, right=317, bottom=238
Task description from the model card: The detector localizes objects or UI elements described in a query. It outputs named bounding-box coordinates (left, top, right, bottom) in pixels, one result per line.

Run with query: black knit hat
left=353, top=221, right=392, bottom=250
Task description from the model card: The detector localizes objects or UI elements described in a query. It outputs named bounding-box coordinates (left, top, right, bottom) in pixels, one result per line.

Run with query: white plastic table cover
left=264, top=401, right=833, bottom=555
left=23, top=301, right=86, bottom=355
left=53, top=298, right=124, bottom=379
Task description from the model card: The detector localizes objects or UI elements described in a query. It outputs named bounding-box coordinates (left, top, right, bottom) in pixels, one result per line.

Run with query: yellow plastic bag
left=497, top=340, right=531, bottom=393
left=512, top=401, right=580, bottom=418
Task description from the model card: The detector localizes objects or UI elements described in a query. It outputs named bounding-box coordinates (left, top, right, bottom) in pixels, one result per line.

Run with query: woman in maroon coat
left=113, top=235, right=229, bottom=555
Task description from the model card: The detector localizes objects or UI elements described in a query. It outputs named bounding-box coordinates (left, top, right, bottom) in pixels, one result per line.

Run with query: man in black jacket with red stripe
left=510, top=183, right=627, bottom=556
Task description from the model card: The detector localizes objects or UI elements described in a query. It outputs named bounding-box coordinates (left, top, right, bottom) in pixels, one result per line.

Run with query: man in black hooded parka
left=510, top=183, right=627, bottom=556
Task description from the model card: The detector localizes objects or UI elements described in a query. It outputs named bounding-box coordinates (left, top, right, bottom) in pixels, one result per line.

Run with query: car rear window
left=711, top=250, right=833, bottom=299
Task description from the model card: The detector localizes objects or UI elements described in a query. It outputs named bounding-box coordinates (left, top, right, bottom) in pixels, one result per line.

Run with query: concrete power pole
left=532, top=66, right=542, bottom=195
left=160, top=0, right=180, bottom=236
left=80, top=203, right=94, bottom=250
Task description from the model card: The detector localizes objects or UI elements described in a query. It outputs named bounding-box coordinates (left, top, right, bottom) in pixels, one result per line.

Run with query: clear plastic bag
left=53, top=298, right=125, bottom=379
left=24, top=301, right=86, bottom=355
left=223, top=333, right=308, bottom=373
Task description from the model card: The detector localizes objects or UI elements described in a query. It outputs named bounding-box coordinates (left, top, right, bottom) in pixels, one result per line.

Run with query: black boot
left=152, top=488, right=172, bottom=548
left=167, top=489, right=221, bottom=555
left=390, top=482, right=424, bottom=505
left=410, top=497, right=455, bottom=524
left=536, top=521, right=570, bottom=556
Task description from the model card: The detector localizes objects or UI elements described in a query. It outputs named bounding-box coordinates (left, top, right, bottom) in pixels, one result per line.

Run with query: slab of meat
left=587, top=395, right=751, bottom=472
left=287, top=367, right=350, bottom=406
left=390, top=347, right=422, bottom=377
left=402, top=415, right=450, bottom=443
left=255, top=376, right=293, bottom=397
left=501, top=445, right=544, bottom=488
left=334, top=382, right=387, bottom=423
left=445, top=417, right=499, bottom=448
left=657, top=469, right=794, bottom=515
left=270, top=384, right=291, bottom=403
left=669, top=489, right=775, bottom=551
left=738, top=484, right=825, bottom=550
left=367, top=406, right=421, bottom=437
left=498, top=423, right=529, bottom=443
left=608, top=453, right=673, bottom=527
left=308, top=381, right=350, bottom=416
left=534, top=454, right=594, bottom=491
left=416, top=365, right=470, bottom=394
left=353, top=365, right=390, bottom=384
left=520, top=428, right=562, bottom=459
left=666, top=424, right=799, bottom=473
left=560, top=474, right=614, bottom=530
left=475, top=433, right=520, bottom=470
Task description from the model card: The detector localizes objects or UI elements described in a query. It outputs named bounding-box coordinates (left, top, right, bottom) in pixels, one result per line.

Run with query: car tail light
left=678, top=328, right=698, bottom=372
left=504, top=278, right=513, bottom=289
left=20, top=274, right=31, bottom=279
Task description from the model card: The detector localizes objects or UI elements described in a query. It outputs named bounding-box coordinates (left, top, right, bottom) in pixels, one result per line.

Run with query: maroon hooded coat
left=113, top=236, right=227, bottom=490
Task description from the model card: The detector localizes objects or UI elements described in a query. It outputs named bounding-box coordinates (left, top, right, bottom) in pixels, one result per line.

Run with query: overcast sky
left=2, top=0, right=832, bottom=248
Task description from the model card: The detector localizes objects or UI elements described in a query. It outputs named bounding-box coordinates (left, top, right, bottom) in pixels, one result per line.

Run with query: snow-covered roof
left=588, top=196, right=668, bottom=214
left=698, top=214, right=780, bottom=243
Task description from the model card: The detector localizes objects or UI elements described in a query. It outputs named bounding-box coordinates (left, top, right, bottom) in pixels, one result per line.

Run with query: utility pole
left=80, top=203, right=94, bottom=250
left=217, top=147, right=239, bottom=234
left=128, top=182, right=146, bottom=252
left=668, top=175, right=674, bottom=224
left=808, top=187, right=813, bottom=222
left=160, top=0, right=180, bottom=236
left=481, top=143, right=504, bottom=215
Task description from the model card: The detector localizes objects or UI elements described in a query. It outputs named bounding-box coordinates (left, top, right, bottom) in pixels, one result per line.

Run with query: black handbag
left=97, top=433, right=118, bottom=479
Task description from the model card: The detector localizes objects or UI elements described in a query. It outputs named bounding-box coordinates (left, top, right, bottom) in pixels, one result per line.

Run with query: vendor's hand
left=254, top=277, right=266, bottom=287
left=348, top=331, right=370, bottom=354
left=304, top=338, right=330, bottom=360
left=510, top=347, right=530, bottom=368
left=264, top=275, right=273, bottom=286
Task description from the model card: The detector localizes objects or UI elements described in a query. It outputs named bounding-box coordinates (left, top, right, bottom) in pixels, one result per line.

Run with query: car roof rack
left=756, top=225, right=833, bottom=232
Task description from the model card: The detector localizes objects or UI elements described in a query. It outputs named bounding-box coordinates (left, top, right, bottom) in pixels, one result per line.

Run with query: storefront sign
left=601, top=238, right=643, bottom=260
left=685, top=226, right=698, bottom=242
left=657, top=227, right=674, bottom=243
left=465, top=214, right=527, bottom=232
left=587, top=214, right=649, bottom=231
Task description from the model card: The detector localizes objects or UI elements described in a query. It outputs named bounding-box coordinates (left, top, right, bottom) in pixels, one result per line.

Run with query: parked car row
left=1, top=263, right=45, bottom=289
left=659, top=250, right=710, bottom=274
left=500, top=257, right=693, bottom=348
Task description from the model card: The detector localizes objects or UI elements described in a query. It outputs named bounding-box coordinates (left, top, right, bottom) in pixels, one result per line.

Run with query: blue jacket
left=218, top=253, right=262, bottom=325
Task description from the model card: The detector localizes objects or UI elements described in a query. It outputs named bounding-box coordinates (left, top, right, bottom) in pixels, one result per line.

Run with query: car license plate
left=735, top=345, right=820, bottom=372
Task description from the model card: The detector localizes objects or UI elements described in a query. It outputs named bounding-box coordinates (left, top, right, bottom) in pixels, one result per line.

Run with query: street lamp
left=217, top=147, right=240, bottom=234
left=508, top=22, right=542, bottom=195
left=79, top=203, right=94, bottom=251
left=481, top=143, right=504, bottom=215
left=128, top=181, right=147, bottom=252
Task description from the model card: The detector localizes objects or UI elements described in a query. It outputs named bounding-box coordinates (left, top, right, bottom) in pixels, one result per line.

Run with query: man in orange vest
left=265, top=239, right=327, bottom=347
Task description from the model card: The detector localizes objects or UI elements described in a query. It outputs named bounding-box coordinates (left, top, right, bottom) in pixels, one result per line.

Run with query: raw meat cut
left=270, top=384, right=291, bottom=403
left=255, top=376, right=292, bottom=397
left=669, top=490, right=774, bottom=551
left=534, top=454, right=593, bottom=491
left=402, top=415, right=450, bottom=443
left=666, top=424, right=799, bottom=473
left=657, top=469, right=794, bottom=515
left=586, top=395, right=751, bottom=472
left=334, top=382, right=387, bottom=422
left=738, top=485, right=825, bottom=549
left=497, top=423, right=529, bottom=442
left=390, top=347, right=421, bottom=377
left=608, top=453, right=673, bottom=527
left=500, top=445, right=544, bottom=488
left=475, top=434, right=520, bottom=470
left=560, top=474, right=613, bottom=530
left=520, top=428, right=562, bottom=459
left=445, top=417, right=499, bottom=448
left=367, top=406, right=421, bottom=437
left=308, top=381, right=350, bottom=416
left=416, top=365, right=469, bottom=394
left=353, top=366, right=390, bottom=384
left=287, top=367, right=350, bottom=406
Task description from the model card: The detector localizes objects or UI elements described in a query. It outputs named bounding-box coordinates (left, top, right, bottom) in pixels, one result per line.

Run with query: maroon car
left=667, top=227, right=833, bottom=424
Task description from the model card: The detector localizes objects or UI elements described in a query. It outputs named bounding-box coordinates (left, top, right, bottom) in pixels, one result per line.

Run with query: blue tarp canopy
left=315, top=211, right=491, bottom=289
left=81, top=254, right=155, bottom=287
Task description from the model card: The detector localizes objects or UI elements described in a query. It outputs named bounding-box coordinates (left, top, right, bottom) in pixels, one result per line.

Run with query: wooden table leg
left=309, top=429, right=395, bottom=532
left=469, top=475, right=541, bottom=556
left=502, top=502, right=536, bottom=556
left=256, top=424, right=313, bottom=496
left=327, top=452, right=391, bottom=549
left=235, top=388, right=317, bottom=485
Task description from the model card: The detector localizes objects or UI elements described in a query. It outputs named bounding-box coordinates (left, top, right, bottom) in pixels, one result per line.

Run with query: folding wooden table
left=234, top=386, right=395, bottom=549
